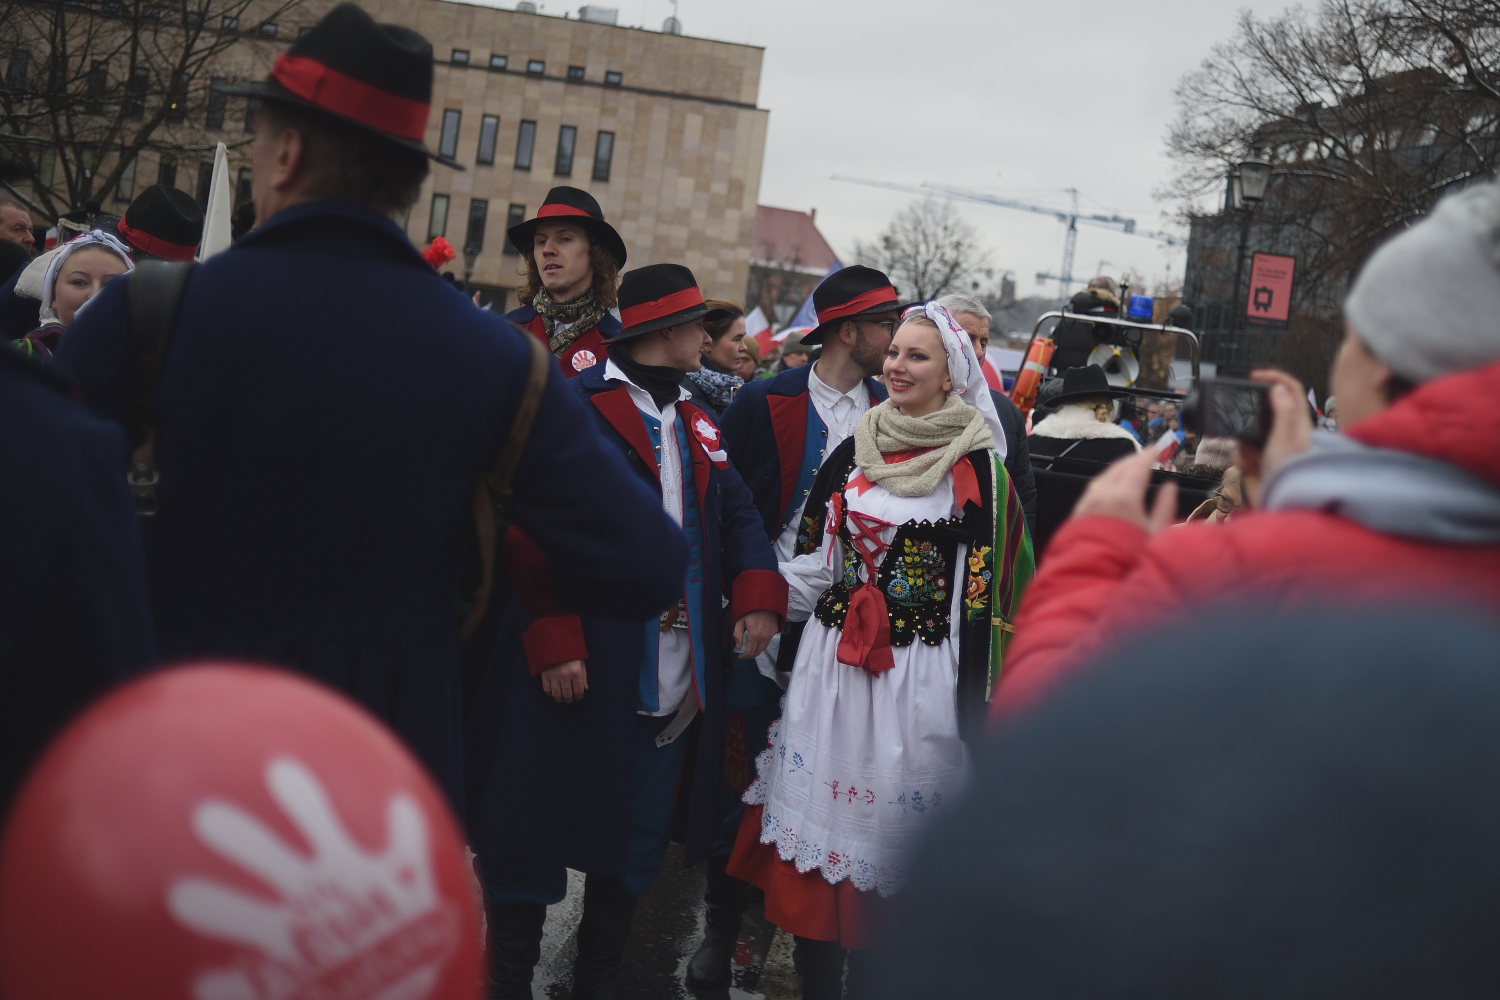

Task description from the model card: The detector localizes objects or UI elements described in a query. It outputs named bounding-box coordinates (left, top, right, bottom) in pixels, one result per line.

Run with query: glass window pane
left=235, top=167, right=252, bottom=208
left=592, top=130, right=614, bottom=182
left=428, top=193, right=449, bottom=239
left=515, top=120, right=536, bottom=170
left=477, top=115, right=499, bottom=165
left=451, top=49, right=469, bottom=64
left=490, top=54, right=507, bottom=70
left=555, top=125, right=576, bottom=177
left=504, top=203, right=526, bottom=254
left=155, top=155, right=174, bottom=188
left=527, top=60, right=544, bottom=74
left=604, top=70, right=622, bottom=86
left=567, top=65, right=584, bottom=80
left=115, top=156, right=136, bottom=202
left=196, top=162, right=214, bottom=210
left=439, top=109, right=461, bottom=159
left=465, top=198, right=488, bottom=253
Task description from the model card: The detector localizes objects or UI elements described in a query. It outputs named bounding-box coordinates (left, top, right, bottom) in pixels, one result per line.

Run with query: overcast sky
left=500, top=0, right=1291, bottom=306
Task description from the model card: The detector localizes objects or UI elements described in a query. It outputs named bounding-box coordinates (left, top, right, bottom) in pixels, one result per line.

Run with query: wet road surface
left=530, top=844, right=801, bottom=1000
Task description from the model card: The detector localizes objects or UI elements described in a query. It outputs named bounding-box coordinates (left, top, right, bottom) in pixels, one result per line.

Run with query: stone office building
left=362, top=0, right=770, bottom=308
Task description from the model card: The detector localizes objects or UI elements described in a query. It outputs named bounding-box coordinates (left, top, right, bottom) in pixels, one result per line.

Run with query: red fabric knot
left=836, top=509, right=896, bottom=675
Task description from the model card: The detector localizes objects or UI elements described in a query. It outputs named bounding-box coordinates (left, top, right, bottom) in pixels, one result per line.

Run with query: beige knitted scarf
left=853, top=395, right=995, bottom=497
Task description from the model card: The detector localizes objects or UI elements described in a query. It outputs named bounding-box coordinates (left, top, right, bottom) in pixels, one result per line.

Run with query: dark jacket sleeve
left=504, top=358, right=686, bottom=620
left=992, top=390, right=1037, bottom=531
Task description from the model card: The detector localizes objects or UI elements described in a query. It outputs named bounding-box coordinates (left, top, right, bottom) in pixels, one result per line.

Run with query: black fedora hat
left=804, top=264, right=901, bottom=345
left=223, top=3, right=462, bottom=170
left=607, top=263, right=708, bottom=342
left=507, top=186, right=627, bottom=268
left=117, top=185, right=202, bottom=262
left=1050, top=365, right=1131, bottom=405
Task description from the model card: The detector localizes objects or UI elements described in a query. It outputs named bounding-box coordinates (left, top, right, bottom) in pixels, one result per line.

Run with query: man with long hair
left=504, top=186, right=627, bottom=376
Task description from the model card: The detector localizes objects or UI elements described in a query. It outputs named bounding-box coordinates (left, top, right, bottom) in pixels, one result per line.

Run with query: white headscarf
left=904, top=301, right=1008, bottom=460
left=38, top=230, right=135, bottom=324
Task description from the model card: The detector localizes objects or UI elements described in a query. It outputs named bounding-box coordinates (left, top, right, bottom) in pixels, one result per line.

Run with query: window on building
left=196, top=161, right=214, bottom=209
left=465, top=198, right=488, bottom=253
left=604, top=70, right=622, bottom=86
left=392, top=207, right=410, bottom=233
left=205, top=77, right=226, bottom=129
left=567, top=65, right=584, bottom=80
left=244, top=96, right=258, bottom=132
left=476, top=114, right=499, bottom=165
left=592, top=130, right=614, bottom=182
left=85, top=59, right=108, bottom=114
left=166, top=72, right=188, bottom=122
left=6, top=50, right=28, bottom=94
left=126, top=67, right=147, bottom=119
left=428, top=193, right=449, bottom=240
left=489, top=54, right=507, bottom=70
left=451, top=49, right=469, bottom=65
left=220, top=15, right=238, bottom=30
left=554, top=125, right=577, bottom=177
left=526, top=59, right=544, bottom=75
left=185, top=10, right=201, bottom=26
left=115, top=156, right=136, bottom=202
left=235, top=167, right=252, bottom=208
left=38, top=148, right=56, bottom=187
left=144, top=6, right=161, bottom=18
left=259, top=22, right=277, bottom=37
left=504, top=203, right=526, bottom=254
left=514, top=120, right=536, bottom=170
left=438, top=109, right=461, bottom=159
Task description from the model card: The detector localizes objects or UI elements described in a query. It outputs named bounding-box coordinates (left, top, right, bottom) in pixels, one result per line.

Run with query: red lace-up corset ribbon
left=836, top=509, right=897, bottom=674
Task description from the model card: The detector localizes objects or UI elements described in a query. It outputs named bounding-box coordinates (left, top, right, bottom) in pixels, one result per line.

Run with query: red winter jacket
left=991, top=359, right=1500, bottom=721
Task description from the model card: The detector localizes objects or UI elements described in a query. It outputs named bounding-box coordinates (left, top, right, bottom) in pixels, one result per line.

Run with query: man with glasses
left=690, top=265, right=899, bottom=989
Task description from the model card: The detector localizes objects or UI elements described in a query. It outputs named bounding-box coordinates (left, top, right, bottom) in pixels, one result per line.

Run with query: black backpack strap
left=460, top=332, right=553, bottom=640
left=126, top=260, right=197, bottom=515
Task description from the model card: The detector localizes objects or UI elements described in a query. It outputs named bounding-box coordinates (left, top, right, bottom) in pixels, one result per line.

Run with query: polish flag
left=745, top=306, right=774, bottom=355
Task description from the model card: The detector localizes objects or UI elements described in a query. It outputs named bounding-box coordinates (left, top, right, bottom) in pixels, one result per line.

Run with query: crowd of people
left=2, top=4, right=1500, bottom=999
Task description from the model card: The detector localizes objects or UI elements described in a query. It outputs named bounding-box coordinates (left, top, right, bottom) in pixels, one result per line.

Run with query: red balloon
left=0, top=663, right=482, bottom=1000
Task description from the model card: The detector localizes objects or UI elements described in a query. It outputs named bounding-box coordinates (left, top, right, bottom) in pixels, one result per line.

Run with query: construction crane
left=831, top=176, right=1184, bottom=303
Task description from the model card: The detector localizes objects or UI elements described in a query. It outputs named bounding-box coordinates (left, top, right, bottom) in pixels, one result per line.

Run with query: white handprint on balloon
left=168, top=757, right=458, bottom=1000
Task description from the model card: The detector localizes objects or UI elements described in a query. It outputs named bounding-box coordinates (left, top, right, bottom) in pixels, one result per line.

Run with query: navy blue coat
left=467, top=360, right=785, bottom=875
left=0, top=349, right=155, bottom=811
left=53, top=200, right=687, bottom=809
left=718, top=364, right=888, bottom=540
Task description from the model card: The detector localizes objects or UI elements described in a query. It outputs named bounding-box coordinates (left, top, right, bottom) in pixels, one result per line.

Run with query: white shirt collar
left=807, top=361, right=868, bottom=410
left=604, top=358, right=691, bottom=419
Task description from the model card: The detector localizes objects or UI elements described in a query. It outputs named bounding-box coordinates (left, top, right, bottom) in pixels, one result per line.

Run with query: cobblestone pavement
left=530, top=844, right=801, bottom=1000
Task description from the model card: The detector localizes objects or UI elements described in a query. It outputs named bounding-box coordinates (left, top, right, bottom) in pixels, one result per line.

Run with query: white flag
left=197, top=142, right=233, bottom=262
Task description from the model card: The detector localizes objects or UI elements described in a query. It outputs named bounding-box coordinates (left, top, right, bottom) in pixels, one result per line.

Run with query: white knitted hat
left=1343, top=179, right=1500, bottom=383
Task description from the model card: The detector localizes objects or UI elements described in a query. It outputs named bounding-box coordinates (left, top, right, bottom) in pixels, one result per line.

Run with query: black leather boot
left=484, top=899, right=547, bottom=1000
left=570, top=874, right=640, bottom=1000
left=792, top=935, right=846, bottom=1000
left=685, top=855, right=751, bottom=988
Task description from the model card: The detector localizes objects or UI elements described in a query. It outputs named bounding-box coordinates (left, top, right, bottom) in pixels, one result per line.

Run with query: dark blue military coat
left=53, top=200, right=686, bottom=809
left=466, top=360, right=784, bottom=875
left=719, top=364, right=888, bottom=539
left=0, top=348, right=155, bottom=809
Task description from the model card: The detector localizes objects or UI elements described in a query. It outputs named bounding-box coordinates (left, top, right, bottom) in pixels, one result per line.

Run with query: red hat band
left=620, top=286, right=705, bottom=329
left=117, top=217, right=197, bottom=262
left=537, top=204, right=595, bottom=220
left=817, top=285, right=899, bottom=326
left=270, top=54, right=430, bottom=142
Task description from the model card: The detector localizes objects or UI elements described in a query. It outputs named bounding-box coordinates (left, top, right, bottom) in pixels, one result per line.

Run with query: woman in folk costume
left=12, top=231, right=134, bottom=361
left=728, top=302, right=1035, bottom=997
left=504, top=186, right=627, bottom=376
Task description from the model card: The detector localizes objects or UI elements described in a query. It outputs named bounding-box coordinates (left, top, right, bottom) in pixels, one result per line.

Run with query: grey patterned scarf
left=683, top=365, right=743, bottom=414
left=532, top=286, right=609, bottom=354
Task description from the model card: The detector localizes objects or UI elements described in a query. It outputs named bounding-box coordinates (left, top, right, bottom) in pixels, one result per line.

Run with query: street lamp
left=462, top=244, right=479, bottom=296
left=1227, top=148, right=1272, bottom=356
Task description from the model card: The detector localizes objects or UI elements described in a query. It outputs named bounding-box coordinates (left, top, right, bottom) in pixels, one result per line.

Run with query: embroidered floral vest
left=813, top=518, right=970, bottom=646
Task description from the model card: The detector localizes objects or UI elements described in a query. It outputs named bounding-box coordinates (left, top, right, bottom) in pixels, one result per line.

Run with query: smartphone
left=1182, top=377, right=1272, bottom=445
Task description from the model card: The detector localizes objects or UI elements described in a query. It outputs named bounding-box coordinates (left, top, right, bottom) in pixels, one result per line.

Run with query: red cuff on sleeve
left=731, top=568, right=789, bottom=627
left=522, top=615, right=588, bottom=676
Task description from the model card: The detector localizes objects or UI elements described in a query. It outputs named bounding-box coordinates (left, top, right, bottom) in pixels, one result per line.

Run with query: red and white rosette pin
left=570, top=349, right=598, bottom=372
left=691, top=415, right=730, bottom=469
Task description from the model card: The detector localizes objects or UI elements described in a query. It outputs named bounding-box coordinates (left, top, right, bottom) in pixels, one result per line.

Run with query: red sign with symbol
left=1246, top=253, right=1295, bottom=327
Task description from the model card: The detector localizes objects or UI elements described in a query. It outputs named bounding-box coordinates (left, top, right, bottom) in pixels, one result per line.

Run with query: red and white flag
left=744, top=306, right=773, bottom=355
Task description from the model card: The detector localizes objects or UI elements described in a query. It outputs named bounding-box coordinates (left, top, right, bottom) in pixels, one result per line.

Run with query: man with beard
left=688, top=265, right=898, bottom=989
left=504, top=186, right=627, bottom=376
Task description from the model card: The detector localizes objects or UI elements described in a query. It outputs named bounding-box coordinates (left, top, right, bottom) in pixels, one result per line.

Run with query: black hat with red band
left=607, top=263, right=708, bottom=342
left=223, top=3, right=462, bottom=170
left=804, top=264, right=902, bottom=344
left=507, top=186, right=627, bottom=269
left=117, top=185, right=202, bottom=262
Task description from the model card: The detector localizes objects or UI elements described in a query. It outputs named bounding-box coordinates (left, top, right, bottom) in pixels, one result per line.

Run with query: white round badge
left=571, top=349, right=597, bottom=371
